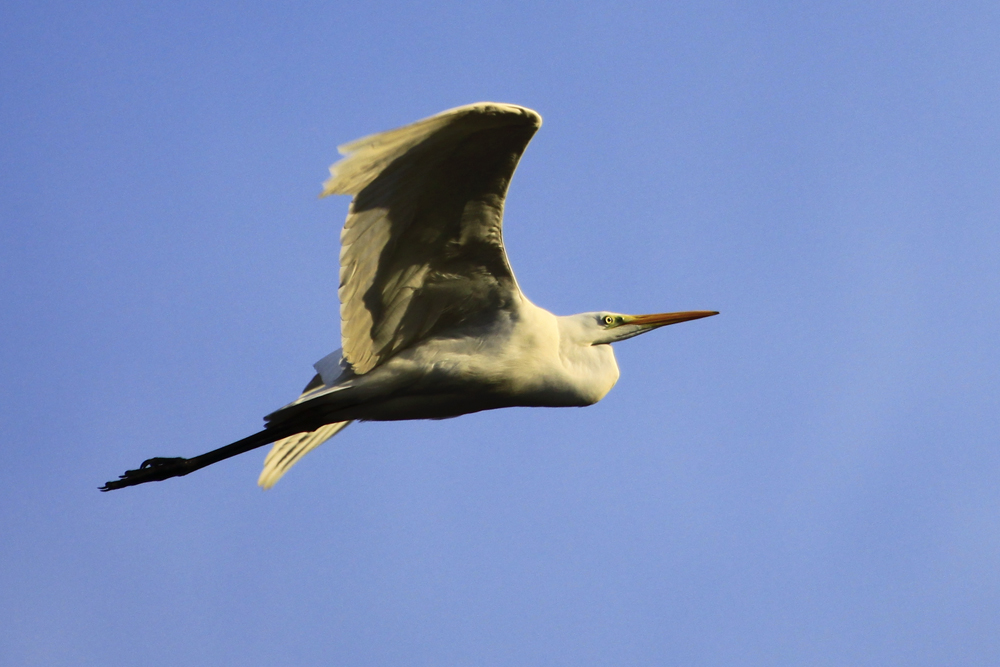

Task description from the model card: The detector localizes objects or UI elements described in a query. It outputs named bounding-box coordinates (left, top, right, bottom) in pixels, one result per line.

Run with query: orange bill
left=626, top=311, right=719, bottom=327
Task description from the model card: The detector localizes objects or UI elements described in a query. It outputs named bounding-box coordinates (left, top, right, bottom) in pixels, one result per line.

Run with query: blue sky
left=2, top=1, right=998, bottom=665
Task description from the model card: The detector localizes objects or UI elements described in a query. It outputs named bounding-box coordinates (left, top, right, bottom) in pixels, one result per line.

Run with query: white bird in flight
left=102, top=102, right=717, bottom=492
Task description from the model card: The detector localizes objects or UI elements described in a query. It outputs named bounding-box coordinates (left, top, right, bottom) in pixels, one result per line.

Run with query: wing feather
left=323, top=102, right=542, bottom=374
left=258, top=421, right=352, bottom=489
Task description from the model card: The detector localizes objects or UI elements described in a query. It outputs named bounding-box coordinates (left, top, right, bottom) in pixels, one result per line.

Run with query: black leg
left=99, top=425, right=304, bottom=491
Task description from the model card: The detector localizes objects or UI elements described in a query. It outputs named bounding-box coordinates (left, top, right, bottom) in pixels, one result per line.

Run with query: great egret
left=101, top=102, right=717, bottom=492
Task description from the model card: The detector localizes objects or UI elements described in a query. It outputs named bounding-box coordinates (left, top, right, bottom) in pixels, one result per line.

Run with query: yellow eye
left=603, top=315, right=615, bottom=326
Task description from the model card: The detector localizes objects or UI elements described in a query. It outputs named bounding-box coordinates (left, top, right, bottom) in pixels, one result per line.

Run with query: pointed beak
left=624, top=311, right=719, bottom=328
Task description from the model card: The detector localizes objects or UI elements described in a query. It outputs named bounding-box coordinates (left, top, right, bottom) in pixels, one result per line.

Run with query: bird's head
left=571, top=310, right=719, bottom=345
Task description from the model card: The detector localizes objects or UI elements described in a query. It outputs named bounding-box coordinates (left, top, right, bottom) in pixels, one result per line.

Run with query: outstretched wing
left=323, top=102, right=542, bottom=374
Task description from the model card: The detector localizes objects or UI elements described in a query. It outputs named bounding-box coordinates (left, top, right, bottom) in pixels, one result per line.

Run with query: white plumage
left=101, top=102, right=716, bottom=492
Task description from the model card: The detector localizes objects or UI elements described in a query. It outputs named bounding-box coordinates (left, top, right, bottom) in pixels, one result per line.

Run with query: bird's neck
left=554, top=314, right=620, bottom=405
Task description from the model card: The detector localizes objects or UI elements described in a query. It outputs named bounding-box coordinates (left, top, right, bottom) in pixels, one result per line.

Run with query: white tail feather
left=258, top=421, right=352, bottom=489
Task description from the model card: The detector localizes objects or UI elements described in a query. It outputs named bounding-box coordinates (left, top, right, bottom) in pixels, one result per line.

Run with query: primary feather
left=258, top=421, right=352, bottom=489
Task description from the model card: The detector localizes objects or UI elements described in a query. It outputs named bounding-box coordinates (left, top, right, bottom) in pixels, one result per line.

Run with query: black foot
left=100, top=456, right=194, bottom=491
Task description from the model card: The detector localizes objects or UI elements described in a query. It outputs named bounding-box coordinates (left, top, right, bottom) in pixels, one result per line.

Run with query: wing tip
left=449, top=102, right=542, bottom=131
left=321, top=102, right=541, bottom=197
left=257, top=421, right=353, bottom=489
left=257, top=470, right=278, bottom=490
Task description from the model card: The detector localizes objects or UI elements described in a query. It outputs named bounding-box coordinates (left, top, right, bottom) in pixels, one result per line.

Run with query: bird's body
left=270, top=302, right=621, bottom=426
left=102, top=102, right=716, bottom=492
